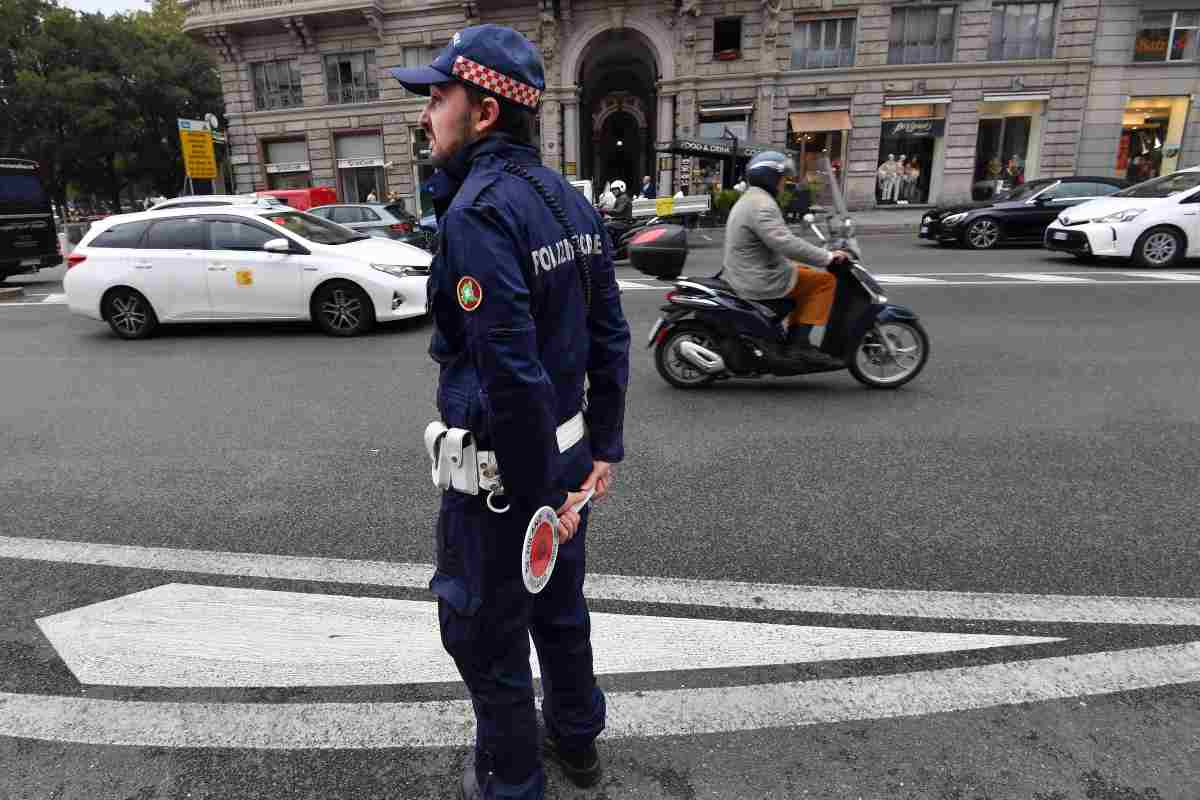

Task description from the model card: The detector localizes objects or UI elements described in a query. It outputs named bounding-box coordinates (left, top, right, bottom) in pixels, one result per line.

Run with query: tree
left=0, top=0, right=222, bottom=210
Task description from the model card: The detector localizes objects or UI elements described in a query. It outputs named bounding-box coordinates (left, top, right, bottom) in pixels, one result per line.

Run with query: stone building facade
left=183, top=0, right=1199, bottom=209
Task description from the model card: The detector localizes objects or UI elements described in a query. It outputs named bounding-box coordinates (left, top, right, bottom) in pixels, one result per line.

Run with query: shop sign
left=565, top=161, right=577, bottom=176
left=337, top=157, right=384, bottom=169
left=882, top=119, right=945, bottom=138
left=668, top=138, right=735, bottom=157
left=265, top=161, right=310, bottom=174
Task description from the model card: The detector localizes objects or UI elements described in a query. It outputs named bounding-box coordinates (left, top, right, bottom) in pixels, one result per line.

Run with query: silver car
left=308, top=203, right=418, bottom=242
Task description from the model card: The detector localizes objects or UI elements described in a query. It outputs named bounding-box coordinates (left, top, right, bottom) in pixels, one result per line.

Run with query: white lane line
left=1, top=642, right=1196, bottom=749
left=37, top=583, right=1058, bottom=688
left=1, top=535, right=1196, bottom=625
left=41, top=293, right=66, bottom=303
left=874, top=275, right=946, bottom=284
left=1119, top=272, right=1200, bottom=282
left=989, top=273, right=1094, bottom=283
left=616, top=280, right=661, bottom=291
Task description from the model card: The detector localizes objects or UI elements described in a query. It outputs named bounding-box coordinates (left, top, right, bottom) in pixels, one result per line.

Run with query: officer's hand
left=581, top=461, right=613, bottom=501
left=556, top=493, right=588, bottom=544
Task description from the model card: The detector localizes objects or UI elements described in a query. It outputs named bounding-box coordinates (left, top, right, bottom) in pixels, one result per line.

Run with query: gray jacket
left=722, top=186, right=832, bottom=300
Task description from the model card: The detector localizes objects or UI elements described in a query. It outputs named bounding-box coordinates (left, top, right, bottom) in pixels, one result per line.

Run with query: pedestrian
left=640, top=174, right=656, bottom=199
left=597, top=181, right=615, bottom=211
left=365, top=189, right=378, bottom=202
left=390, top=24, right=631, bottom=800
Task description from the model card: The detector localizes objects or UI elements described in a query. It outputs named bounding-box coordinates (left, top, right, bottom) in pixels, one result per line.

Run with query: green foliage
left=712, top=189, right=742, bottom=217
left=0, top=0, right=222, bottom=209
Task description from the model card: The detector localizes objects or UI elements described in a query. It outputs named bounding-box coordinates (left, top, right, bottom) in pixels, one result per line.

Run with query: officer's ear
left=472, top=95, right=501, bottom=136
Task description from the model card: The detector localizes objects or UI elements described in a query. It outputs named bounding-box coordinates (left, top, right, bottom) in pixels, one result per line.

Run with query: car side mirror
left=263, top=238, right=292, bottom=254
left=1034, top=195, right=1053, bottom=205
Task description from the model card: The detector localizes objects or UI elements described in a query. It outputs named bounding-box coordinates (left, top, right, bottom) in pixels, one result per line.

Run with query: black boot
left=544, top=735, right=603, bottom=788
left=784, top=326, right=839, bottom=366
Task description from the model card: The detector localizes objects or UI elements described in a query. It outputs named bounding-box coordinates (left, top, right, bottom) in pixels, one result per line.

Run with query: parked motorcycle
left=638, top=159, right=930, bottom=390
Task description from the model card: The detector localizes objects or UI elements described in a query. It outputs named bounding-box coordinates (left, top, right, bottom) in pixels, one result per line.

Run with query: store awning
left=657, top=137, right=780, bottom=159
left=789, top=110, right=852, bottom=133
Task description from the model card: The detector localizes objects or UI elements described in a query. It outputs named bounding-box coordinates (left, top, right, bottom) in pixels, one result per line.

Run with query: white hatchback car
left=64, top=204, right=431, bottom=338
left=1043, top=167, right=1200, bottom=268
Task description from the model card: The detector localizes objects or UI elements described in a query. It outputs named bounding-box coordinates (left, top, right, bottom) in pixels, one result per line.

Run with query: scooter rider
left=607, top=180, right=632, bottom=223
left=723, top=151, right=850, bottom=364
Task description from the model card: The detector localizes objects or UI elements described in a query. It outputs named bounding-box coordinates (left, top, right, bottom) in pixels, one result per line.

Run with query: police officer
left=390, top=25, right=631, bottom=800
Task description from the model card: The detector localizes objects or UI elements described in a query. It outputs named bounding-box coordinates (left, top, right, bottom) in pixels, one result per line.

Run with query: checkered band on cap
left=452, top=55, right=541, bottom=108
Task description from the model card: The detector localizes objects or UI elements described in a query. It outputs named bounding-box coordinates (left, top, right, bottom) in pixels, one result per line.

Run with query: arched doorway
left=576, top=28, right=660, bottom=193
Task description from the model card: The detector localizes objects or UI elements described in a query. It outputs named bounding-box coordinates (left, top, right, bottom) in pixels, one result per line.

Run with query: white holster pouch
left=424, top=412, right=586, bottom=513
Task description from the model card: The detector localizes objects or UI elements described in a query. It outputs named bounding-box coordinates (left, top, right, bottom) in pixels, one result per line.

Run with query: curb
left=0, top=287, right=26, bottom=301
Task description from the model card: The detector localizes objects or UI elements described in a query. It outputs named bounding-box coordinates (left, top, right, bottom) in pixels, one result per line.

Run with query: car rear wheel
left=1132, top=227, right=1185, bottom=269
left=102, top=288, right=159, bottom=340
left=964, top=218, right=1001, bottom=250
left=312, top=281, right=375, bottom=337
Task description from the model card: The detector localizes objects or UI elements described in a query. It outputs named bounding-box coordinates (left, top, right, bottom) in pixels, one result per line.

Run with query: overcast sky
left=62, top=0, right=152, bottom=16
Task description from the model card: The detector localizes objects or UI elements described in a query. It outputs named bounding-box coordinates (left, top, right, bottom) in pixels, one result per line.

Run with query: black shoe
left=544, top=735, right=602, bottom=788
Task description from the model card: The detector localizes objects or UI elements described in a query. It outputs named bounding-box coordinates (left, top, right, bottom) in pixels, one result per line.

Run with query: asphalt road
left=1, top=235, right=1198, bottom=799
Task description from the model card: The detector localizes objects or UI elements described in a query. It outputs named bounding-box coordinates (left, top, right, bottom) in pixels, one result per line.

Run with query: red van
left=256, top=186, right=337, bottom=211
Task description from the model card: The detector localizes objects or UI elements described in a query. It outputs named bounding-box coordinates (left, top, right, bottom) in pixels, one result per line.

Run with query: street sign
left=178, top=118, right=217, bottom=180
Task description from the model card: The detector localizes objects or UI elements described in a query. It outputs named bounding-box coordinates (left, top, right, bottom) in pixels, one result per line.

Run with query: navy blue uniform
left=426, top=134, right=630, bottom=799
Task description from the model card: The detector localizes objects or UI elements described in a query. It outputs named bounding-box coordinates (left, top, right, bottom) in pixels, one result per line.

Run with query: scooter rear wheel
left=655, top=323, right=719, bottom=389
left=848, top=320, right=929, bottom=389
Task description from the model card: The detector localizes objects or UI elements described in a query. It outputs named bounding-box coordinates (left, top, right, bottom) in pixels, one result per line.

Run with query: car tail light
left=67, top=253, right=86, bottom=269
left=390, top=222, right=412, bottom=233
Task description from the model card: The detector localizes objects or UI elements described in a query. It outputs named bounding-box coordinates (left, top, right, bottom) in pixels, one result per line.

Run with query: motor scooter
left=603, top=213, right=661, bottom=260
left=640, top=158, right=930, bottom=390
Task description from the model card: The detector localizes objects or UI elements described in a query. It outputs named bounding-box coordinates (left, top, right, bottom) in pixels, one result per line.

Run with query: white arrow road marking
left=874, top=275, right=946, bottom=284
left=988, top=273, right=1094, bottom=283
left=36, top=583, right=1059, bottom=688
left=0, top=642, right=1197, bottom=749
left=616, top=280, right=659, bottom=291
left=41, top=293, right=66, bottom=303
left=2, top=535, right=1196, bottom=625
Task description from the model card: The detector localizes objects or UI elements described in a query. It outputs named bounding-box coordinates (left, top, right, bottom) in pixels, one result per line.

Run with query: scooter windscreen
left=816, top=155, right=862, bottom=259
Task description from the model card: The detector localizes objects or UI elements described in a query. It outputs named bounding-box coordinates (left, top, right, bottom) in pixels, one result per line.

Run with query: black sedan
left=919, top=176, right=1126, bottom=250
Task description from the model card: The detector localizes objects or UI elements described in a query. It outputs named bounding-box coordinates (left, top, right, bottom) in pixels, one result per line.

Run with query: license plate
left=20, top=258, right=39, bottom=267
left=920, top=225, right=929, bottom=235
left=647, top=317, right=665, bottom=348
left=1053, top=231, right=1068, bottom=240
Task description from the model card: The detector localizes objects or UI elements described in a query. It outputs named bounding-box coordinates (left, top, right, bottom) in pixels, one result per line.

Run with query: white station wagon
left=64, top=203, right=431, bottom=338
left=1043, top=167, right=1200, bottom=268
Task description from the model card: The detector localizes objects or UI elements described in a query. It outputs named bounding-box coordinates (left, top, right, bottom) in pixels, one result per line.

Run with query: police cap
left=388, top=25, right=545, bottom=109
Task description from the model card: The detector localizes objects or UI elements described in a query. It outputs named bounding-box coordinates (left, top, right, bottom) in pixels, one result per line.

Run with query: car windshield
left=997, top=179, right=1057, bottom=202
left=1114, top=171, right=1200, bottom=199
left=258, top=210, right=368, bottom=244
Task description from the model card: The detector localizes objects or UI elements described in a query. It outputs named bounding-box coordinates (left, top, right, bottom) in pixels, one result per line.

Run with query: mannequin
left=876, top=154, right=898, bottom=203
left=888, top=155, right=907, bottom=203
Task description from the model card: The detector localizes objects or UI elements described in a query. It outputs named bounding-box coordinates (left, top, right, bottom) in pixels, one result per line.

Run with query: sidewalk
left=689, top=207, right=926, bottom=246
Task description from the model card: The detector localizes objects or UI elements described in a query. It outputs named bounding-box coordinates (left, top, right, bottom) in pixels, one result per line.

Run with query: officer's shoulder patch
left=456, top=276, right=483, bottom=311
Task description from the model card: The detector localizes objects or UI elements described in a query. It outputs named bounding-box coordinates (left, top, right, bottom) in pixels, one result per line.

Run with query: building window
left=888, top=6, right=956, bottom=65
left=399, top=46, right=439, bottom=95
left=251, top=59, right=303, bottom=110
left=1133, top=11, right=1198, bottom=62
left=990, top=3, right=1055, bottom=60
left=791, top=18, right=857, bottom=69
left=325, top=51, right=380, bottom=105
left=714, top=18, right=742, bottom=60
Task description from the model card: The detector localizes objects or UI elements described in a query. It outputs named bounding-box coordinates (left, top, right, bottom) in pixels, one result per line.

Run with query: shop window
left=888, top=6, right=956, bottom=65
left=791, top=18, right=857, bottom=69
left=990, top=3, right=1056, bottom=60
left=714, top=18, right=742, bottom=60
left=325, top=51, right=380, bottom=105
left=252, top=59, right=303, bottom=110
left=973, top=116, right=1031, bottom=200
left=1133, top=11, right=1198, bottom=62
left=877, top=105, right=945, bottom=204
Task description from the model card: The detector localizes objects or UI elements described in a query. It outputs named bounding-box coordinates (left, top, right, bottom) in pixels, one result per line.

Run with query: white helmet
left=611, top=180, right=626, bottom=193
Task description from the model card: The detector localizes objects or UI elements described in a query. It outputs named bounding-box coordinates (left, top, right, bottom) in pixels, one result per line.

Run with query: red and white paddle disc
left=521, top=506, right=559, bottom=594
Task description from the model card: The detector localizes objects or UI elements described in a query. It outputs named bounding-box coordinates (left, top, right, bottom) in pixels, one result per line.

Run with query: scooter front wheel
left=849, top=320, right=929, bottom=389
left=655, top=323, right=719, bottom=389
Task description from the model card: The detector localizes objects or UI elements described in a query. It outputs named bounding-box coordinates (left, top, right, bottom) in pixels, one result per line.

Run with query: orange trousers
left=785, top=263, right=837, bottom=327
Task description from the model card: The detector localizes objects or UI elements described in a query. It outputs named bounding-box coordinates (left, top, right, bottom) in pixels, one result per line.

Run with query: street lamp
left=721, top=125, right=739, bottom=189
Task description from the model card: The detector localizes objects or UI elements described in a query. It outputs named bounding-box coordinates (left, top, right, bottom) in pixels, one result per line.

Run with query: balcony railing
left=183, top=0, right=382, bottom=30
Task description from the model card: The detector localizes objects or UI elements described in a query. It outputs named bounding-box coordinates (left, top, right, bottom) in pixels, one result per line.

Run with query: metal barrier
left=631, top=196, right=711, bottom=219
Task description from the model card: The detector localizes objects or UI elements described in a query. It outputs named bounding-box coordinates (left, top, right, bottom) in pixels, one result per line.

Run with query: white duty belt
left=424, top=411, right=586, bottom=513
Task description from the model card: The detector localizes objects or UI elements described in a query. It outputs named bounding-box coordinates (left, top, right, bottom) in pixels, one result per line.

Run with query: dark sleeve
left=442, top=205, right=566, bottom=511
left=584, top=214, right=631, bottom=463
